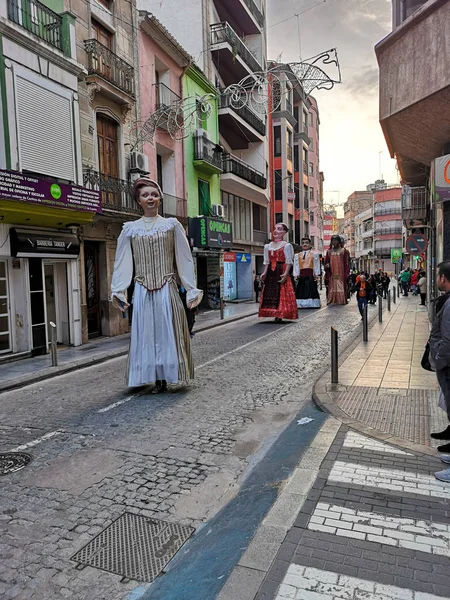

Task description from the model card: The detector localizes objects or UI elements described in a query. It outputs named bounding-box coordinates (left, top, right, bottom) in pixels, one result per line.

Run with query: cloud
left=344, top=67, right=379, bottom=96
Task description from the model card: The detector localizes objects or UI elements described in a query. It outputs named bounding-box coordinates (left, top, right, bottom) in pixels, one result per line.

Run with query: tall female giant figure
left=111, top=178, right=202, bottom=393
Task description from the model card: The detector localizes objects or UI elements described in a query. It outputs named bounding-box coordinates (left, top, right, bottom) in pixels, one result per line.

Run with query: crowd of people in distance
left=398, top=267, right=427, bottom=303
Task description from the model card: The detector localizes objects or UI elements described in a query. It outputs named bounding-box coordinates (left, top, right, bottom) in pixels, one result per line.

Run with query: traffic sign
left=405, top=234, right=428, bottom=254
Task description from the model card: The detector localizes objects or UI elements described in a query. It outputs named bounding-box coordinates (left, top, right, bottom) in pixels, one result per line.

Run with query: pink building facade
left=307, top=97, right=323, bottom=253
left=139, top=13, right=188, bottom=219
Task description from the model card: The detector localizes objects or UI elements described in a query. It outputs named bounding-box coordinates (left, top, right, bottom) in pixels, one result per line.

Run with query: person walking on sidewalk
left=111, top=178, right=203, bottom=393
left=400, top=268, right=411, bottom=296
left=428, top=262, right=450, bottom=481
left=418, top=271, right=427, bottom=306
left=254, top=275, right=261, bottom=303
left=352, top=274, right=372, bottom=318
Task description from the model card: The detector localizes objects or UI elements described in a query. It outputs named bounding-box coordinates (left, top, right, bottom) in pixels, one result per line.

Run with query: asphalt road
left=0, top=299, right=366, bottom=600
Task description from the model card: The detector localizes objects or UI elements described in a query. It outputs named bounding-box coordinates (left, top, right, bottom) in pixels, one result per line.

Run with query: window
left=304, top=185, right=309, bottom=210
left=309, top=112, right=313, bottom=126
left=294, top=145, right=299, bottom=173
left=310, top=187, right=314, bottom=200
left=274, top=170, right=282, bottom=200
left=274, top=126, right=281, bottom=157
left=309, top=139, right=314, bottom=151
left=309, top=162, right=314, bottom=175
left=275, top=213, right=283, bottom=224
left=310, top=211, right=315, bottom=224
left=253, top=203, right=267, bottom=232
left=303, top=110, right=308, bottom=131
left=198, top=179, right=211, bottom=215
left=310, top=235, right=315, bottom=247
left=294, top=184, right=300, bottom=208
left=293, top=106, right=299, bottom=133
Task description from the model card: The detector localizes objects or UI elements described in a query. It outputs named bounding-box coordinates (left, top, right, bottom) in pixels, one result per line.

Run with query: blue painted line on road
left=128, top=400, right=327, bottom=600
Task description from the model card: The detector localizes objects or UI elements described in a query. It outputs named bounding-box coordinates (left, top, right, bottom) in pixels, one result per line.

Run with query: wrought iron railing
left=210, top=22, right=262, bottom=73
left=82, top=167, right=139, bottom=213
left=8, top=0, right=63, bottom=50
left=402, top=186, right=428, bottom=220
left=253, top=230, right=267, bottom=243
left=222, top=153, right=266, bottom=189
left=242, top=0, right=264, bottom=27
left=154, top=82, right=181, bottom=109
left=194, top=132, right=223, bottom=171
left=374, top=227, right=403, bottom=236
left=84, top=39, right=134, bottom=96
left=374, top=207, right=401, bottom=216
left=219, top=94, right=265, bottom=135
left=162, top=193, right=187, bottom=220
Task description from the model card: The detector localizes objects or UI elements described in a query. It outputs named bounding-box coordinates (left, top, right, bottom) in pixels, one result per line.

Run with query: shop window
left=198, top=179, right=211, bottom=216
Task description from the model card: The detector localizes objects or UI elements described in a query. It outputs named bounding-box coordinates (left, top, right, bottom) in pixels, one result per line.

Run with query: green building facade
left=182, top=65, right=221, bottom=218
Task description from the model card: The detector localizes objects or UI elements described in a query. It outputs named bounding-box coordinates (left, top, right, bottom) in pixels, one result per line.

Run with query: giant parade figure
left=324, top=235, right=351, bottom=305
left=293, top=237, right=321, bottom=309
left=111, top=178, right=203, bottom=393
left=258, top=223, right=298, bottom=323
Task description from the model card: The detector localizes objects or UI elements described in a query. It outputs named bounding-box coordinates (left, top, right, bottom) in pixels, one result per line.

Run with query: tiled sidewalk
left=316, top=296, right=447, bottom=450
left=256, top=427, right=450, bottom=600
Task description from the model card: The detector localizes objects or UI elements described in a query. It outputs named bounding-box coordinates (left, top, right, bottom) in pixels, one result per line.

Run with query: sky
left=266, top=0, right=400, bottom=216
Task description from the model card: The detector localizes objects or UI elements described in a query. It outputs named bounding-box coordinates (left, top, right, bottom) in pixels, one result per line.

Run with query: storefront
left=0, top=169, right=100, bottom=356
left=188, top=217, right=233, bottom=309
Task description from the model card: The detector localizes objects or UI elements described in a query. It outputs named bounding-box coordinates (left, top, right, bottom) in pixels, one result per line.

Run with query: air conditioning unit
left=212, top=204, right=225, bottom=218
left=130, top=151, right=149, bottom=174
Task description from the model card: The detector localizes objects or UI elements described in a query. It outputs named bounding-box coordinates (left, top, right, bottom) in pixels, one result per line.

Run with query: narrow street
left=0, top=302, right=365, bottom=600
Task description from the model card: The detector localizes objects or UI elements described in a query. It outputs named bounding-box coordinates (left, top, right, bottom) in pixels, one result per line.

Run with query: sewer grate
left=0, top=452, right=32, bottom=475
left=71, top=512, right=194, bottom=582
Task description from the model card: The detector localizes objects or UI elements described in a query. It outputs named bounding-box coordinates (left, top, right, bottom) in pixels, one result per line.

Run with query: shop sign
left=391, top=248, right=403, bottom=263
left=236, top=253, right=251, bottom=263
left=10, top=228, right=80, bottom=259
left=433, top=154, right=450, bottom=202
left=224, top=252, right=236, bottom=262
left=405, top=234, right=428, bottom=254
left=0, top=169, right=101, bottom=213
left=189, top=217, right=233, bottom=249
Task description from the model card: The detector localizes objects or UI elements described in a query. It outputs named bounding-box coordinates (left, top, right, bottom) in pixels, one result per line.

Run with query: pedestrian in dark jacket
left=382, top=273, right=390, bottom=299
left=254, top=275, right=261, bottom=303
left=428, top=261, right=450, bottom=481
left=352, top=274, right=372, bottom=318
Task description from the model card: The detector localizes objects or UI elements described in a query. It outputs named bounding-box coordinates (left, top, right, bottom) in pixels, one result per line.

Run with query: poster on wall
left=206, top=255, right=221, bottom=309
left=224, top=253, right=237, bottom=301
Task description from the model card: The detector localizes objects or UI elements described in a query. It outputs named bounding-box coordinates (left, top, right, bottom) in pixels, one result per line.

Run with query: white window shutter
left=15, top=76, right=75, bottom=182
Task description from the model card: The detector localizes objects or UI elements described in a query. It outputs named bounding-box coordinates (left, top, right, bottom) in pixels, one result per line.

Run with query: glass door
left=0, top=260, right=11, bottom=354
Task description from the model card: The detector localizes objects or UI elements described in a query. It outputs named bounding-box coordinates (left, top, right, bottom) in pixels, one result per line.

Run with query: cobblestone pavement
left=0, top=301, right=366, bottom=599
left=256, top=427, right=450, bottom=600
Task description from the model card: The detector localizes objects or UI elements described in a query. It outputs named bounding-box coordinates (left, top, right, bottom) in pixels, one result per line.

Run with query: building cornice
left=0, top=18, right=86, bottom=78
left=185, top=64, right=217, bottom=95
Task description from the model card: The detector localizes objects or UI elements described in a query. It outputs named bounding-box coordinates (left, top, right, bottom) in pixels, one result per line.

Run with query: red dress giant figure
left=259, top=223, right=298, bottom=322
left=324, top=235, right=351, bottom=305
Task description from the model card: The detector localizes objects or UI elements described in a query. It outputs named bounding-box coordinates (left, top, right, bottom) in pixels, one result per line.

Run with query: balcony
left=210, top=22, right=262, bottom=86
left=213, top=0, right=264, bottom=34
left=253, top=230, right=267, bottom=244
left=193, top=131, right=223, bottom=175
left=162, top=193, right=187, bottom=224
left=222, top=154, right=266, bottom=189
left=361, top=228, right=373, bottom=239
left=374, top=227, right=403, bottom=237
left=218, top=94, right=265, bottom=148
left=8, top=0, right=63, bottom=51
left=154, top=82, right=181, bottom=109
left=402, top=186, right=428, bottom=222
left=374, top=207, right=401, bottom=217
left=82, top=167, right=139, bottom=214
left=84, top=39, right=134, bottom=100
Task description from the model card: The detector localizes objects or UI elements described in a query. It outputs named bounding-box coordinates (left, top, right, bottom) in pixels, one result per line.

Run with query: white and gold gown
left=111, top=215, right=202, bottom=387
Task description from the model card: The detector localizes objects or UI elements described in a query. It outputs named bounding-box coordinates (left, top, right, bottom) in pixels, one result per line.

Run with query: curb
left=311, top=301, right=438, bottom=458
left=0, top=309, right=259, bottom=394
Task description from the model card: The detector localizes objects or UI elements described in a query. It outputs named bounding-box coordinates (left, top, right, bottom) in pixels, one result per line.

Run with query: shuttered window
left=15, top=75, right=75, bottom=182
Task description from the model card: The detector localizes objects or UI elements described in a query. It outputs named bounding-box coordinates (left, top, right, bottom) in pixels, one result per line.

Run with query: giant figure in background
left=259, top=223, right=298, bottom=323
left=293, top=236, right=321, bottom=309
left=111, top=178, right=202, bottom=393
left=324, top=235, right=350, bottom=305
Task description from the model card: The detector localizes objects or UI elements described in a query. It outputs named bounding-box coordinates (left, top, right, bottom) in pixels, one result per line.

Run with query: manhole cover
left=71, top=512, right=194, bottom=582
left=0, top=452, right=32, bottom=475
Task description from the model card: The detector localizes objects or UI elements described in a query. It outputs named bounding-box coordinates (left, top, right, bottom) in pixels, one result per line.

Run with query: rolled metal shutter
left=15, top=75, right=75, bottom=182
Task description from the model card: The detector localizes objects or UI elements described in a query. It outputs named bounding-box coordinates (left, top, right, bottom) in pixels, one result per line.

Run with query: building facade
left=139, top=0, right=270, bottom=298
left=307, top=97, right=323, bottom=253
left=0, top=0, right=99, bottom=357
left=344, top=191, right=371, bottom=262
left=354, top=207, right=374, bottom=273
left=373, top=187, right=402, bottom=274
left=376, top=0, right=450, bottom=304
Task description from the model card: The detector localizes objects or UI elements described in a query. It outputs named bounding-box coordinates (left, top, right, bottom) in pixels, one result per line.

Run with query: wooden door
left=97, top=114, right=119, bottom=208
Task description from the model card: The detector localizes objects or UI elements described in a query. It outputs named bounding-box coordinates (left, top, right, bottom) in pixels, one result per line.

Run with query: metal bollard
left=378, top=294, right=383, bottom=323
left=49, top=321, right=58, bottom=367
left=393, top=286, right=396, bottom=304
left=363, top=304, right=368, bottom=342
left=220, top=298, right=224, bottom=320
left=331, top=327, right=339, bottom=384
left=387, top=290, right=391, bottom=312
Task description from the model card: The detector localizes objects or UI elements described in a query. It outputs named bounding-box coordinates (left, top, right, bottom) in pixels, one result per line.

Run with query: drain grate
left=71, top=512, right=194, bottom=582
left=0, top=452, right=32, bottom=475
